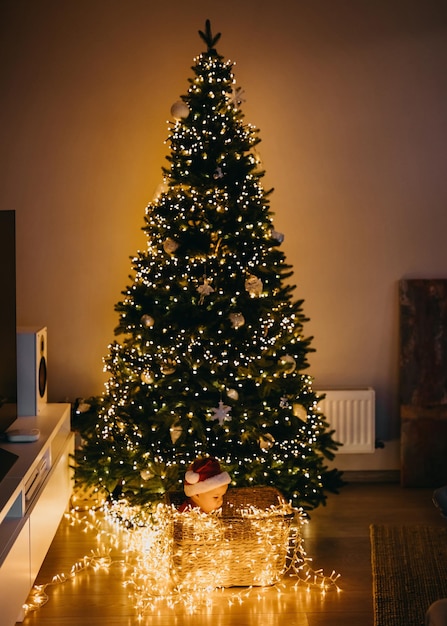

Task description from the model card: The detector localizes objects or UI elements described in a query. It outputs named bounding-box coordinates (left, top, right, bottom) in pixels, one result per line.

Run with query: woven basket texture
left=165, top=486, right=294, bottom=587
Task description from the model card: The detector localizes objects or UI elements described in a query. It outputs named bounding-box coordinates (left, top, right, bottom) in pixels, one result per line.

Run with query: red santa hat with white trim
left=184, top=457, right=231, bottom=497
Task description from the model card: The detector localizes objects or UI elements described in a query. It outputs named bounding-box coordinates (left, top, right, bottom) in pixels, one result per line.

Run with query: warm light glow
left=22, top=502, right=341, bottom=619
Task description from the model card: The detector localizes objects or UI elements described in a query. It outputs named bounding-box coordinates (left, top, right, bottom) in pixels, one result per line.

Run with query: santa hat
left=184, top=457, right=231, bottom=497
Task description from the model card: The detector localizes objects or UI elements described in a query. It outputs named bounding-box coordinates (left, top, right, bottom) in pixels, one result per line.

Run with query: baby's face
left=192, top=484, right=228, bottom=513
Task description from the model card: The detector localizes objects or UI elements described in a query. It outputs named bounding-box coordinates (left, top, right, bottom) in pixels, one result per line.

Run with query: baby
left=178, top=456, right=231, bottom=513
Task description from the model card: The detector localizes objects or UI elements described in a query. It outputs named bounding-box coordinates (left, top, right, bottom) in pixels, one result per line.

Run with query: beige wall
left=1, top=0, right=446, bottom=442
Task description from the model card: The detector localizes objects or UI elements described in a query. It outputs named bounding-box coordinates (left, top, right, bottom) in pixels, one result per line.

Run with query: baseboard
left=341, top=470, right=400, bottom=483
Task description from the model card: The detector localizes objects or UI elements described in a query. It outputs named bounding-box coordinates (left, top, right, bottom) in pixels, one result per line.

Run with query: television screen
left=0, top=210, right=18, bottom=434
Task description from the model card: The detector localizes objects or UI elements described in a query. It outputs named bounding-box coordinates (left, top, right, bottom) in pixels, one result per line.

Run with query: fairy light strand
left=22, top=501, right=341, bottom=619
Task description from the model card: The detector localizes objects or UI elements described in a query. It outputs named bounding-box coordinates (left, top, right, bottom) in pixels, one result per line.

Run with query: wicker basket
left=165, top=486, right=294, bottom=587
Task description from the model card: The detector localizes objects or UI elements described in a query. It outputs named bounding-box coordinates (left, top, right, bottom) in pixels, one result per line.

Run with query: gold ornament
left=163, top=237, right=179, bottom=254
left=278, top=354, right=296, bottom=374
left=230, top=85, right=246, bottom=107
left=153, top=181, right=168, bottom=200
left=259, top=433, right=275, bottom=450
left=293, top=404, right=308, bottom=422
left=140, top=469, right=154, bottom=481
left=170, top=423, right=183, bottom=443
left=229, top=312, right=245, bottom=328
left=141, top=314, right=155, bottom=328
left=140, top=370, right=154, bottom=384
left=227, top=388, right=239, bottom=401
left=160, top=359, right=177, bottom=375
left=245, top=274, right=263, bottom=297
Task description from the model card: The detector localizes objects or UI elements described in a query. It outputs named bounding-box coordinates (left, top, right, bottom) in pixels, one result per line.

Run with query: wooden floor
left=17, top=481, right=446, bottom=626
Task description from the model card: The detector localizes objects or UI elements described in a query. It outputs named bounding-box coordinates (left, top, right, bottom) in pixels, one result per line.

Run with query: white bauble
left=170, top=100, right=190, bottom=120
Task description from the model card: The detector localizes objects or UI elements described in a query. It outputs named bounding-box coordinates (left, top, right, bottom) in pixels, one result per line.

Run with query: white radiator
left=316, top=388, right=375, bottom=454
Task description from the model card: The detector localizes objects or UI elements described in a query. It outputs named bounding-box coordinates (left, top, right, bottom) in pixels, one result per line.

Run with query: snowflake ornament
left=211, top=400, right=232, bottom=425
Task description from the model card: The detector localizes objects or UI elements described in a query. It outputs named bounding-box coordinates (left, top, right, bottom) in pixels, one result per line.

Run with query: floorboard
left=17, top=482, right=446, bottom=626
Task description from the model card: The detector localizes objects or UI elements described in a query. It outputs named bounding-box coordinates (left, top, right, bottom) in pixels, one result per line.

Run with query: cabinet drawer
left=29, top=432, right=74, bottom=581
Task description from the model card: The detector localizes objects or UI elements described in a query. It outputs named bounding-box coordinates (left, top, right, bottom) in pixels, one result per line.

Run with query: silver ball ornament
left=170, top=100, right=190, bottom=120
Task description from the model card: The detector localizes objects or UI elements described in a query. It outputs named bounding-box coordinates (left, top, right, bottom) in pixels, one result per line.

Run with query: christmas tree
left=74, top=21, right=343, bottom=513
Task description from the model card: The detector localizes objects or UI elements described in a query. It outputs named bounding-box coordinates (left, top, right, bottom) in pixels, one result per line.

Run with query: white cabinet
left=0, top=404, right=74, bottom=626
left=0, top=518, right=30, bottom=625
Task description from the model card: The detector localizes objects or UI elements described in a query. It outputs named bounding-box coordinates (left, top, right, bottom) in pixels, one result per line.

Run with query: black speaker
left=17, top=326, right=48, bottom=416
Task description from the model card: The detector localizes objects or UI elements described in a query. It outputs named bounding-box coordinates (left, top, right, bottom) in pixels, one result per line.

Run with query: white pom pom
left=185, top=470, right=200, bottom=484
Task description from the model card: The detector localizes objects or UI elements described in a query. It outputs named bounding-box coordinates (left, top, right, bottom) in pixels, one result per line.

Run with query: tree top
left=198, top=19, right=221, bottom=52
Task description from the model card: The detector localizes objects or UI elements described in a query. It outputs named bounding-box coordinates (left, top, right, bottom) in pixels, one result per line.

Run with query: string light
left=22, top=501, right=341, bottom=619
